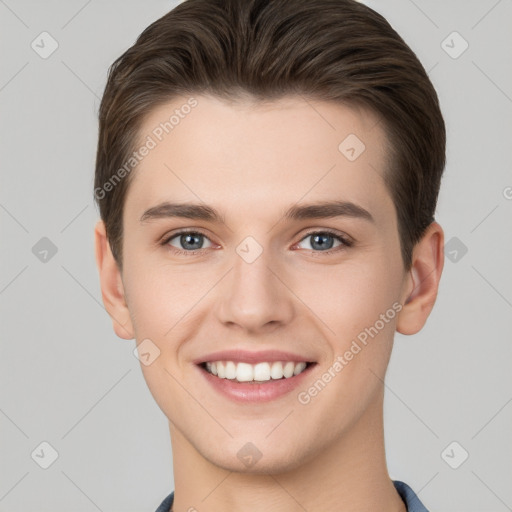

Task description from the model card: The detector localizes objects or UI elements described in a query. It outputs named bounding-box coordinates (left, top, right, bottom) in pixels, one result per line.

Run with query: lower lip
left=197, top=363, right=316, bottom=403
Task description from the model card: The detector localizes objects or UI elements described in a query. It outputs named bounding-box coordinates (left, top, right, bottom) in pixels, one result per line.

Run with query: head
left=94, top=0, right=445, bottom=474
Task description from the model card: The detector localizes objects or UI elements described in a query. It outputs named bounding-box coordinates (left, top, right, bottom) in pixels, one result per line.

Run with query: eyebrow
left=139, top=200, right=374, bottom=224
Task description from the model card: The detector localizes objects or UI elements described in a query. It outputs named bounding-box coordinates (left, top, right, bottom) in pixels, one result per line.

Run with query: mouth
left=198, top=360, right=315, bottom=383
left=196, top=357, right=317, bottom=403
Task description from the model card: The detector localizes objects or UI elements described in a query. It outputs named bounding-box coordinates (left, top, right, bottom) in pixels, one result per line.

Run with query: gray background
left=1, top=0, right=511, bottom=510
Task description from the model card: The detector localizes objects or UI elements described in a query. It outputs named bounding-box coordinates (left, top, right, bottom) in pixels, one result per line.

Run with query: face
left=116, top=94, right=412, bottom=473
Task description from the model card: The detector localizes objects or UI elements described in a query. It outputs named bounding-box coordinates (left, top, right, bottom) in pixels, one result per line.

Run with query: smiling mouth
left=199, top=360, right=316, bottom=383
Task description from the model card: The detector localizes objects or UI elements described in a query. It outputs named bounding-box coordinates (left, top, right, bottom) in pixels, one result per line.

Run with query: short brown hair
left=94, top=0, right=446, bottom=271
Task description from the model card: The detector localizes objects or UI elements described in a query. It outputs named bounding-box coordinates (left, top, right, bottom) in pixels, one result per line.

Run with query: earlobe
left=94, top=220, right=135, bottom=340
left=396, top=222, right=444, bottom=335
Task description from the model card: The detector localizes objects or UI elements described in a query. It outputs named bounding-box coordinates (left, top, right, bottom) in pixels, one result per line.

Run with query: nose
left=215, top=242, right=295, bottom=334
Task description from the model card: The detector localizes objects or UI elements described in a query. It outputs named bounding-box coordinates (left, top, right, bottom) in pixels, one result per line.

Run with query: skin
left=95, top=94, right=444, bottom=512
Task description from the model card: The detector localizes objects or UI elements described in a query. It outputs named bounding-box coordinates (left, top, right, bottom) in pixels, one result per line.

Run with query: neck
left=169, top=388, right=406, bottom=512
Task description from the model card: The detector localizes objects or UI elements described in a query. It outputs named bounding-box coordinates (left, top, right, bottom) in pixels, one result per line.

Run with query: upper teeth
left=205, top=361, right=307, bottom=382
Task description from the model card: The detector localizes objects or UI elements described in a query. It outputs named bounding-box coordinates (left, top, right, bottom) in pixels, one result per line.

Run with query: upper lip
left=193, top=349, right=315, bottom=365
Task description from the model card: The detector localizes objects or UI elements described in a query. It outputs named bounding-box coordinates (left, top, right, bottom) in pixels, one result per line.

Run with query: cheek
left=292, top=262, right=400, bottom=415
left=122, top=251, right=203, bottom=337
left=293, top=257, right=402, bottom=338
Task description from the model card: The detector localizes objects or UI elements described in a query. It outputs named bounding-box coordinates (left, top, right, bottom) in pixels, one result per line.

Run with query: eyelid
left=298, top=227, right=353, bottom=244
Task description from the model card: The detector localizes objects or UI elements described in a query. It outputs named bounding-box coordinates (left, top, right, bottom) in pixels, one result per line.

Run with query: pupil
left=182, top=233, right=202, bottom=250
left=312, top=234, right=333, bottom=251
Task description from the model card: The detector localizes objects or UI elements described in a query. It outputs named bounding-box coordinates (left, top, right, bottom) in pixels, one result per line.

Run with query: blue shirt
left=155, top=480, right=428, bottom=511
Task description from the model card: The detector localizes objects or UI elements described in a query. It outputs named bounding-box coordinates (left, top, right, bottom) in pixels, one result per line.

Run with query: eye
left=295, top=230, right=352, bottom=253
left=163, top=230, right=213, bottom=253
left=160, top=228, right=352, bottom=256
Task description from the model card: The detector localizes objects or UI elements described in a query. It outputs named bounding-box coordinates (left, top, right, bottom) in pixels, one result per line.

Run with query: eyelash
left=160, top=228, right=353, bottom=256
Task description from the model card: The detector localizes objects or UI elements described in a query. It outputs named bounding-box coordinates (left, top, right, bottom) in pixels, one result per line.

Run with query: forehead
left=125, top=94, right=393, bottom=222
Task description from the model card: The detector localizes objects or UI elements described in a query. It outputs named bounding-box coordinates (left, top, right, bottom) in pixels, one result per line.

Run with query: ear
left=94, top=219, right=134, bottom=340
left=396, top=221, right=444, bottom=335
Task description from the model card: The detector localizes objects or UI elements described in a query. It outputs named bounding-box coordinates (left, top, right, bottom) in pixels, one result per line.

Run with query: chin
left=200, top=437, right=313, bottom=475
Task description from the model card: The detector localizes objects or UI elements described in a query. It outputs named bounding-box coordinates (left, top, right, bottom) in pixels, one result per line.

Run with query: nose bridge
left=216, top=235, right=295, bottom=331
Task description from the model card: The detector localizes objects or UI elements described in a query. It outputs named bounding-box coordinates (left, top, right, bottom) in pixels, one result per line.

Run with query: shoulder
left=154, top=491, right=174, bottom=512
left=393, top=480, right=429, bottom=512
left=156, top=484, right=428, bottom=512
